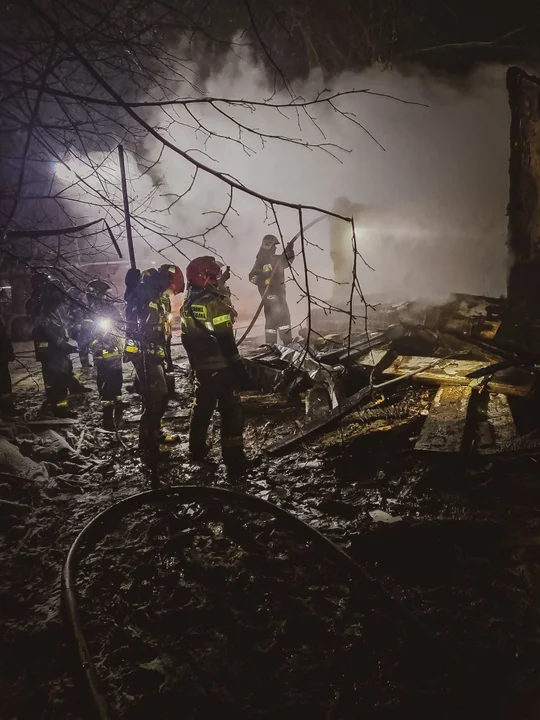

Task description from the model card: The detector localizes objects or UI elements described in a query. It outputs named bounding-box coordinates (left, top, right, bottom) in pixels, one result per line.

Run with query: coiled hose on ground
left=62, top=485, right=432, bottom=720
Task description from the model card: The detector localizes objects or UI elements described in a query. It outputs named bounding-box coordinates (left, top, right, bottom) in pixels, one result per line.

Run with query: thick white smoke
left=56, top=47, right=512, bottom=328
left=141, top=53, right=510, bottom=324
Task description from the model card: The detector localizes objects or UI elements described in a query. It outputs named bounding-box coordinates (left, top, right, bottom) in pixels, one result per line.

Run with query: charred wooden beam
left=383, top=356, right=535, bottom=397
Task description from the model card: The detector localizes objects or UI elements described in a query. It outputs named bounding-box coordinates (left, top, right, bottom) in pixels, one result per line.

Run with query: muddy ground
left=3, top=336, right=540, bottom=719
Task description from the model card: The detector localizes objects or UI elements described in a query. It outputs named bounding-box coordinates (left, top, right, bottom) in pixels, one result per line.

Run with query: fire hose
left=62, top=485, right=434, bottom=720
left=237, top=215, right=327, bottom=346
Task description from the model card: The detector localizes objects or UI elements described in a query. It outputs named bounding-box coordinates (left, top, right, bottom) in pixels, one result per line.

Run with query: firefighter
left=31, top=282, right=79, bottom=418
left=248, top=234, right=295, bottom=345
left=86, top=280, right=124, bottom=430
left=181, top=256, right=249, bottom=469
left=27, top=273, right=90, bottom=396
left=129, top=265, right=184, bottom=453
left=0, top=290, right=19, bottom=416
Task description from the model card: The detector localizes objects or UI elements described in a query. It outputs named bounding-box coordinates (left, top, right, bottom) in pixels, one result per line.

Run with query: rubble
left=240, top=293, right=540, bottom=457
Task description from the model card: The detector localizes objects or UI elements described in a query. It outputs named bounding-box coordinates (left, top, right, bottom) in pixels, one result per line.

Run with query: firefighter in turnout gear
left=181, top=256, right=249, bottom=469
left=85, top=279, right=124, bottom=430
left=128, top=265, right=184, bottom=453
left=27, top=273, right=89, bottom=404
left=248, top=234, right=294, bottom=345
left=0, top=291, right=19, bottom=417
left=31, top=282, right=79, bottom=418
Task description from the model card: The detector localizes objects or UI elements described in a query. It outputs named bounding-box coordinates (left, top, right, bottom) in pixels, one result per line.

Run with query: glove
left=285, top=240, right=295, bottom=254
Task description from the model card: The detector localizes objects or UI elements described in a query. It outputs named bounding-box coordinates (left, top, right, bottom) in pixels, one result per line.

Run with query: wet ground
left=2, top=336, right=540, bottom=718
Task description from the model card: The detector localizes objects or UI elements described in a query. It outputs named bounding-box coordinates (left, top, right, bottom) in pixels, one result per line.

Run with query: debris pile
left=243, top=293, right=540, bottom=457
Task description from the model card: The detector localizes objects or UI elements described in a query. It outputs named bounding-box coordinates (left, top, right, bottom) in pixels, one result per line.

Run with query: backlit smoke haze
left=141, top=53, right=510, bottom=321
left=58, top=47, right=512, bottom=326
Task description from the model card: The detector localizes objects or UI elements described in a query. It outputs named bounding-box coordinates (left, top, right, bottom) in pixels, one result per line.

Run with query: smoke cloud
left=58, top=46, right=512, bottom=328
left=141, top=52, right=510, bottom=323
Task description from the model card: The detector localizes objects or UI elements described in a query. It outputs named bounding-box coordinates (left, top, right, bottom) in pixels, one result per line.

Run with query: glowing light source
left=97, top=316, right=112, bottom=331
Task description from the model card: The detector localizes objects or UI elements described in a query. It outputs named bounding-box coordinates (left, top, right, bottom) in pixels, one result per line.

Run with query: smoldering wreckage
left=5, top=68, right=540, bottom=720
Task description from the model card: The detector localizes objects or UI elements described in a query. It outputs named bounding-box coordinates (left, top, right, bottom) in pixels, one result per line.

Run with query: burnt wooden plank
left=383, top=356, right=535, bottom=397
left=477, top=394, right=517, bottom=455
left=415, top=386, right=473, bottom=453
left=0, top=418, right=78, bottom=428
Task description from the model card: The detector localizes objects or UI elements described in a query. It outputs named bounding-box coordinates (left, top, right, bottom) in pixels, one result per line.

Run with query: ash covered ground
left=2, top=333, right=540, bottom=719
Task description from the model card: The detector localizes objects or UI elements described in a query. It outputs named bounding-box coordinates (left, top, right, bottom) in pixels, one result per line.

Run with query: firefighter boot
left=165, top=371, right=176, bottom=396
left=189, top=443, right=210, bottom=462
left=114, top=405, right=124, bottom=429
left=103, top=405, right=115, bottom=431
left=80, top=354, right=92, bottom=369
left=53, top=404, right=78, bottom=419
left=222, top=447, right=252, bottom=473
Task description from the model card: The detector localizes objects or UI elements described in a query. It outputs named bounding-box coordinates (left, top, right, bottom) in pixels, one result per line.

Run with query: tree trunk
left=507, top=66, right=540, bottom=314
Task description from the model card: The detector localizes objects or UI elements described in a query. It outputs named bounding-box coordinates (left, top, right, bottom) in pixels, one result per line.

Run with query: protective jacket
left=137, top=275, right=167, bottom=361
left=248, top=245, right=295, bottom=298
left=32, top=308, right=76, bottom=363
left=181, top=286, right=240, bottom=371
left=124, top=272, right=167, bottom=362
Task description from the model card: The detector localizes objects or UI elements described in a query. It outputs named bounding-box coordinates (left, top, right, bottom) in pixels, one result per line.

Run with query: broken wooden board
left=123, top=409, right=190, bottom=425
left=383, top=356, right=535, bottom=397
left=476, top=394, right=517, bottom=455
left=415, top=386, right=473, bottom=453
left=267, top=357, right=442, bottom=455
left=0, top=418, right=78, bottom=428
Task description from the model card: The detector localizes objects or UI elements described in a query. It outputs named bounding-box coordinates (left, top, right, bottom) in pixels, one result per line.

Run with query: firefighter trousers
left=133, top=356, right=168, bottom=450
left=262, top=297, right=292, bottom=345
left=190, top=368, right=244, bottom=458
left=95, top=358, right=123, bottom=404
left=41, top=356, right=70, bottom=411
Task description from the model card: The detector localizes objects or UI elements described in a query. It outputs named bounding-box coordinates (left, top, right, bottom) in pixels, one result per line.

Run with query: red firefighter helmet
left=159, top=264, right=185, bottom=295
left=186, top=256, right=220, bottom=288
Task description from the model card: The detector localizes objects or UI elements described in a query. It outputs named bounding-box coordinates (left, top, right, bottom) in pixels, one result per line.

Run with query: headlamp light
left=97, top=316, right=112, bottom=331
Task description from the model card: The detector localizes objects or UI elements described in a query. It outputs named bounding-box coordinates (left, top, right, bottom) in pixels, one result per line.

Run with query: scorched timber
left=267, top=359, right=441, bottom=455
left=415, top=386, right=473, bottom=454
left=383, top=356, right=535, bottom=397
